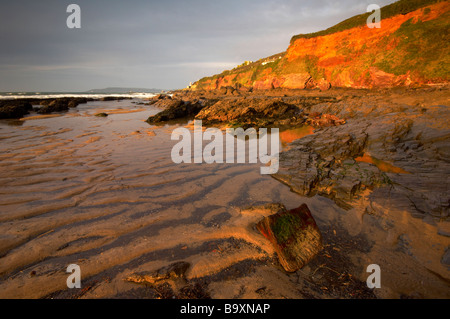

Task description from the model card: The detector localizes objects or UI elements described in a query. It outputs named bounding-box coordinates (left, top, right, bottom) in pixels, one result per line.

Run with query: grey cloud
left=0, top=0, right=396, bottom=91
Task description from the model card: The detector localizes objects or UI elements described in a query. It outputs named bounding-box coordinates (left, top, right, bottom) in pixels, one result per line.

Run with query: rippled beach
left=0, top=98, right=448, bottom=299
left=0, top=99, right=305, bottom=298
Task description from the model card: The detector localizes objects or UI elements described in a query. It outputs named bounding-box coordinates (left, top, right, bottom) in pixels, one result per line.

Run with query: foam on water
left=0, top=92, right=157, bottom=100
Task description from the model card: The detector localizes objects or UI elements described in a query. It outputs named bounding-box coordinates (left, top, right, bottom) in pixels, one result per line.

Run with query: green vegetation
left=290, top=0, right=442, bottom=44
left=249, top=58, right=283, bottom=81
left=195, top=53, right=285, bottom=88
left=374, top=10, right=450, bottom=80
left=272, top=213, right=305, bottom=245
left=277, top=55, right=325, bottom=80
left=304, top=55, right=325, bottom=80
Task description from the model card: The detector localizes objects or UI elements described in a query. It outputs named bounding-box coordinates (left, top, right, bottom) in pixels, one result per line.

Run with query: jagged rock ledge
left=147, top=86, right=450, bottom=221
left=0, top=96, right=131, bottom=119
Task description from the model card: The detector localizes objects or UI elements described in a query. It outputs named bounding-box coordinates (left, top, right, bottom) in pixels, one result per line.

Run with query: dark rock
left=441, top=248, right=450, bottom=267
left=219, top=87, right=228, bottom=95
left=397, top=234, right=414, bottom=256
left=67, top=100, right=78, bottom=108
left=0, top=97, right=91, bottom=118
left=317, top=78, right=332, bottom=91
left=0, top=99, right=33, bottom=112
left=272, top=128, right=396, bottom=209
left=126, top=261, right=190, bottom=285
left=302, top=77, right=331, bottom=91
left=38, top=99, right=69, bottom=114
left=150, top=97, right=181, bottom=109
left=238, top=86, right=252, bottom=93
left=100, top=96, right=126, bottom=101
left=274, top=90, right=450, bottom=218
left=23, top=102, right=33, bottom=111
left=437, top=223, right=450, bottom=237
left=0, top=104, right=30, bottom=119
left=95, top=113, right=108, bottom=117
left=68, top=98, right=89, bottom=108
left=256, top=203, right=323, bottom=272
left=226, top=86, right=236, bottom=95
left=148, top=94, right=172, bottom=104
left=146, top=99, right=205, bottom=123
left=195, top=97, right=303, bottom=127
left=305, top=78, right=317, bottom=90
left=156, top=94, right=171, bottom=100
left=308, top=113, right=346, bottom=127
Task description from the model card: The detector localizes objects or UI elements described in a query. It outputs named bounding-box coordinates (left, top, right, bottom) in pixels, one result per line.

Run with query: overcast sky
left=0, top=0, right=396, bottom=92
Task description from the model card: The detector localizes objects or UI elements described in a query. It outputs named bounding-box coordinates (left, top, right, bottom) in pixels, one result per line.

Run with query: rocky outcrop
left=147, top=94, right=173, bottom=107
left=0, top=103, right=33, bottom=119
left=307, top=113, right=346, bottom=127
left=100, top=96, right=131, bottom=101
left=195, top=98, right=303, bottom=128
left=306, top=78, right=332, bottom=91
left=0, top=97, right=105, bottom=119
left=39, top=97, right=90, bottom=109
left=68, top=98, right=89, bottom=108
left=274, top=87, right=450, bottom=219
left=146, top=98, right=214, bottom=123
left=38, top=99, right=70, bottom=114
left=163, top=84, right=448, bottom=220
left=273, top=128, right=385, bottom=209
left=256, top=204, right=323, bottom=272
left=148, top=90, right=348, bottom=128
left=38, top=97, right=93, bottom=114
left=165, top=86, right=449, bottom=220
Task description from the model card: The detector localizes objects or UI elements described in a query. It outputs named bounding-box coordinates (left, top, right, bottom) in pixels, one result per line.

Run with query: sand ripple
left=0, top=105, right=303, bottom=298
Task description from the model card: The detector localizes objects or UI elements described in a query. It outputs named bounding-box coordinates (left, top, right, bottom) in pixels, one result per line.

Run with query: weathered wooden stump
left=256, top=204, right=323, bottom=272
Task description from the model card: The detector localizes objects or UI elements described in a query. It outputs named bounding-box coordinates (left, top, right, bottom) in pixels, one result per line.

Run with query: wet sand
left=0, top=98, right=448, bottom=299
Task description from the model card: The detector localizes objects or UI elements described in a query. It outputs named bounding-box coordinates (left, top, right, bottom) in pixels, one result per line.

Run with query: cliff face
left=192, top=1, right=449, bottom=90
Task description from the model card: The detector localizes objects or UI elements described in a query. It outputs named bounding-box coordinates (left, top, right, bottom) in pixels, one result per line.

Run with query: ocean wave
left=0, top=93, right=157, bottom=100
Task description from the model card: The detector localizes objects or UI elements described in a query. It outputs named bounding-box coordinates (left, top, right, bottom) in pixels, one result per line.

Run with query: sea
left=0, top=91, right=159, bottom=100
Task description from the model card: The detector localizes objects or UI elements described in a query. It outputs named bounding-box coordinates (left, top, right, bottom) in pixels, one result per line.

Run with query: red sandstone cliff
left=192, top=1, right=449, bottom=91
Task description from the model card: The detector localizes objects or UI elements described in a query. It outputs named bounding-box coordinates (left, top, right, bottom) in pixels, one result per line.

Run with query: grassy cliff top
left=290, top=0, right=442, bottom=44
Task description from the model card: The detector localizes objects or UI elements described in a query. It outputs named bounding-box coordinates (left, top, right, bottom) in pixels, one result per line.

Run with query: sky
left=0, top=0, right=397, bottom=92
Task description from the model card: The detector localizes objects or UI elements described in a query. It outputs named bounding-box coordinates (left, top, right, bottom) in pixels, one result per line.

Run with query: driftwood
left=257, top=204, right=323, bottom=272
